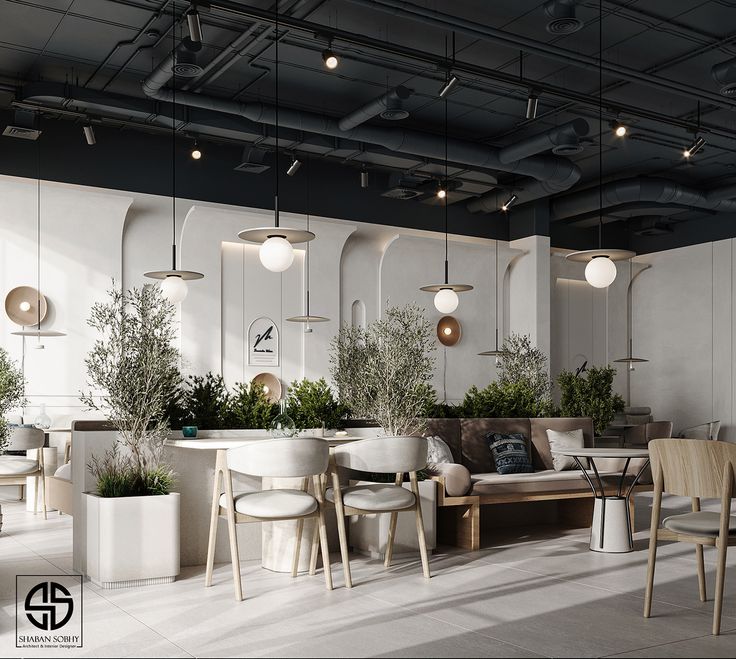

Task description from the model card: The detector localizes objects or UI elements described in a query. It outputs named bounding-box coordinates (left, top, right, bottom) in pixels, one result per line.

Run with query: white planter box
left=84, top=492, right=180, bottom=589
left=349, top=479, right=436, bottom=559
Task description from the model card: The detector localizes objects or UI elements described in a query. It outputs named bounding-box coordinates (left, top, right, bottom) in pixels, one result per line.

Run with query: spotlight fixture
left=525, top=90, right=539, bottom=120
left=322, top=41, right=338, bottom=69
left=613, top=122, right=627, bottom=137
left=191, top=141, right=202, bottom=160
left=286, top=157, right=301, bottom=176
left=683, top=136, right=706, bottom=158
left=360, top=168, right=368, bottom=189
left=186, top=7, right=203, bottom=44
left=436, top=183, right=447, bottom=200
left=438, top=75, right=459, bottom=98
left=501, top=194, right=517, bottom=211
left=83, top=124, right=96, bottom=145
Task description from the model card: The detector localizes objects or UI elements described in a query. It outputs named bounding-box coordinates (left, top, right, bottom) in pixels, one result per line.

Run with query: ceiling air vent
left=712, top=57, right=736, bottom=96
left=552, top=143, right=584, bottom=155
left=544, top=0, right=583, bottom=35
left=2, top=125, right=41, bottom=140
left=382, top=173, right=426, bottom=200
left=234, top=147, right=270, bottom=174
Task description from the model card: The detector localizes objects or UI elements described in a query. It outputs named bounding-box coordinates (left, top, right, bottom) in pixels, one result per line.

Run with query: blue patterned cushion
left=485, top=432, right=534, bottom=475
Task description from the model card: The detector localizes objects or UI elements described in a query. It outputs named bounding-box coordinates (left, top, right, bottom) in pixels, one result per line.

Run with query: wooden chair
left=320, top=436, right=430, bottom=587
left=0, top=427, right=46, bottom=519
left=644, top=438, right=736, bottom=635
left=205, top=438, right=332, bottom=601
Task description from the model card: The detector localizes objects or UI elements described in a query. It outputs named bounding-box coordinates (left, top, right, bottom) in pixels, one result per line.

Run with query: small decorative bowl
left=182, top=426, right=198, bottom=438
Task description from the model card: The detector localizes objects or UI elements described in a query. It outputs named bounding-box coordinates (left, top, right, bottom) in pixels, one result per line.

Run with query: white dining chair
left=205, top=437, right=332, bottom=601
left=0, top=426, right=46, bottom=518
left=321, top=436, right=430, bottom=587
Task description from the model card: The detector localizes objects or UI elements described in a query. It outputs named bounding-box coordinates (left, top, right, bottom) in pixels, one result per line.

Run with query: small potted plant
left=81, top=283, right=181, bottom=588
left=286, top=378, right=349, bottom=436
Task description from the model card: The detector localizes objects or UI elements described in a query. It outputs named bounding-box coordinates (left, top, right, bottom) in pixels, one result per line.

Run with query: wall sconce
left=437, top=316, right=461, bottom=346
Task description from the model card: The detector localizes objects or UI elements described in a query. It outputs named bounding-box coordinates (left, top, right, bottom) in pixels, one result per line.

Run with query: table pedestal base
left=590, top=497, right=633, bottom=553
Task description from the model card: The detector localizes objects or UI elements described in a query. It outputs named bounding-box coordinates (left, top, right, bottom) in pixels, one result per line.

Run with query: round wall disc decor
left=252, top=372, right=282, bottom=403
left=437, top=316, right=461, bottom=346
left=5, top=286, right=47, bottom=327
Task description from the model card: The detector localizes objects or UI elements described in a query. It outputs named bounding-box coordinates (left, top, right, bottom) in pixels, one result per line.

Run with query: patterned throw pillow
left=485, top=432, right=534, bottom=475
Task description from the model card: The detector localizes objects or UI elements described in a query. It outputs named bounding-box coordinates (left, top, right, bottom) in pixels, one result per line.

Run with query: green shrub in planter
left=286, top=378, right=349, bottom=431
left=227, top=382, right=279, bottom=429
left=557, top=365, right=625, bottom=436
left=0, top=347, right=25, bottom=452
left=179, top=372, right=231, bottom=430
left=459, top=380, right=556, bottom=419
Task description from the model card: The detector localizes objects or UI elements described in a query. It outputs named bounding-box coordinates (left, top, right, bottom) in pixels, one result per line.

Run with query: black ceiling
left=1, top=0, right=736, bottom=252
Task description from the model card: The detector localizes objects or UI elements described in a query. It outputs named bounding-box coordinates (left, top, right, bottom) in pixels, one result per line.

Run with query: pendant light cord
left=306, top=156, right=310, bottom=317
left=171, top=21, right=177, bottom=270
left=36, top=112, right=41, bottom=331
left=598, top=0, right=603, bottom=250
left=274, top=10, right=280, bottom=229
left=443, top=35, right=450, bottom=284
left=494, top=239, right=499, bottom=350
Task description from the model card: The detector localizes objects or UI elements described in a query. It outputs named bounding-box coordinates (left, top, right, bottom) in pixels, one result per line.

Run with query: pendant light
left=565, top=0, right=634, bottom=285
left=238, top=9, right=314, bottom=269
left=479, top=239, right=503, bottom=365
left=614, top=261, right=650, bottom=371
left=12, top=112, right=66, bottom=348
left=287, top=158, right=329, bottom=332
left=420, top=58, right=472, bottom=311
left=145, top=27, right=203, bottom=301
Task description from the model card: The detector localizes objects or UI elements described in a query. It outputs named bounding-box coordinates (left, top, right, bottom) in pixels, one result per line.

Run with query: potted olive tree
left=81, top=283, right=181, bottom=588
left=330, top=303, right=437, bottom=557
left=0, top=348, right=25, bottom=531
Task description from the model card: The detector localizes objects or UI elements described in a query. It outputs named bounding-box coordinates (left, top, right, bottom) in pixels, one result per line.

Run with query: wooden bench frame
left=432, top=475, right=653, bottom=550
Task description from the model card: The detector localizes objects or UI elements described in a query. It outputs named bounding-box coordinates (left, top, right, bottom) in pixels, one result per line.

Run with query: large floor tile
left=606, top=632, right=736, bottom=658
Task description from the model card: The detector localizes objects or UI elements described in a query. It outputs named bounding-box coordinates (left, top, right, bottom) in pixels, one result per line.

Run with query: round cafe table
left=552, top=447, right=650, bottom=553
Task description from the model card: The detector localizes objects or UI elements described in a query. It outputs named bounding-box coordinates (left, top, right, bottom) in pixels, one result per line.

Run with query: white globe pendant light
left=585, top=255, right=617, bottom=288
left=434, top=288, right=459, bottom=314
left=159, top=274, right=189, bottom=303
left=260, top=235, right=294, bottom=272
left=420, top=73, right=472, bottom=311
left=565, top=4, right=634, bottom=287
left=237, top=11, right=314, bottom=266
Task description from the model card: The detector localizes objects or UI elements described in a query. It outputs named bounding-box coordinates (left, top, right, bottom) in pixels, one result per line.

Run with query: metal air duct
left=338, top=86, right=412, bottom=130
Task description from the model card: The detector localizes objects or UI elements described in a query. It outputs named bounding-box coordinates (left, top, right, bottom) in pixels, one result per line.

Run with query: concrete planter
left=84, top=492, right=180, bottom=588
left=348, top=479, right=436, bottom=559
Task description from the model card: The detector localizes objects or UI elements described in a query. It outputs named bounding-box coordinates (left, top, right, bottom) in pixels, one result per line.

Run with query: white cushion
left=426, top=435, right=454, bottom=464
left=54, top=462, right=72, bottom=481
left=326, top=484, right=415, bottom=511
left=219, top=489, right=317, bottom=518
left=663, top=511, right=736, bottom=536
left=470, top=468, right=621, bottom=495
left=546, top=428, right=585, bottom=471
left=0, top=457, right=39, bottom=476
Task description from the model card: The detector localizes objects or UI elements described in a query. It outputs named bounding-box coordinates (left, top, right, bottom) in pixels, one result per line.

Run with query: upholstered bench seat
left=470, top=469, right=622, bottom=496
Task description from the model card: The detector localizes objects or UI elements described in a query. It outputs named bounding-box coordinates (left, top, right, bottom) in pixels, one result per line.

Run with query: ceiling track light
left=525, top=91, right=539, bottom=120
left=612, top=121, right=627, bottom=137
left=322, top=40, right=339, bottom=69
left=83, top=124, right=96, bottom=145
left=683, top=136, right=706, bottom=158
left=438, top=75, right=459, bottom=98
left=436, top=182, right=447, bottom=199
left=360, top=168, right=368, bottom=189
left=191, top=140, right=202, bottom=160
left=186, top=7, right=203, bottom=44
left=287, top=157, right=301, bottom=176
left=501, top=194, right=517, bottom=211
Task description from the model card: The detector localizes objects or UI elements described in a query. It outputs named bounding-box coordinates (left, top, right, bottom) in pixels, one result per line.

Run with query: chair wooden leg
left=40, top=472, right=47, bottom=520
left=644, top=482, right=663, bottom=619
left=309, top=521, right=319, bottom=576
left=19, top=484, right=25, bottom=501
left=332, top=496, right=352, bottom=588
left=205, top=466, right=222, bottom=588
left=292, top=518, right=305, bottom=578
left=317, top=508, right=333, bottom=591
left=410, top=472, right=430, bottom=579
left=33, top=475, right=39, bottom=515
left=384, top=512, right=398, bottom=568
left=713, top=540, right=728, bottom=635
left=695, top=544, right=707, bottom=602
left=222, top=468, right=243, bottom=601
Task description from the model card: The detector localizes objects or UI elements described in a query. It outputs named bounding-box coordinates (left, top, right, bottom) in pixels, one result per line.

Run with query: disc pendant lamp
left=479, top=240, right=504, bottom=365
left=145, top=30, right=203, bottom=301
left=565, top=0, right=634, bottom=286
left=421, top=70, right=472, bottom=312
left=12, top=115, right=66, bottom=348
left=238, top=9, right=314, bottom=269
left=614, top=261, right=649, bottom=371
left=287, top=159, right=329, bottom=332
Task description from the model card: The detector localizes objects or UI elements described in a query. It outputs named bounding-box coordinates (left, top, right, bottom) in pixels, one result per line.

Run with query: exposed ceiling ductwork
left=543, top=0, right=583, bottom=35
left=712, top=56, right=736, bottom=97
left=338, top=86, right=413, bottom=130
left=550, top=177, right=736, bottom=223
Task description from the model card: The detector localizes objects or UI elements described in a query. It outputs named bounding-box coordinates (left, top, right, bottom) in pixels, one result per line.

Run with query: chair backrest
left=678, top=420, right=721, bottom=441
left=646, top=421, right=673, bottom=440
left=6, top=426, right=44, bottom=451
left=333, top=436, right=428, bottom=473
left=649, top=438, right=736, bottom=499
left=227, top=438, right=329, bottom=478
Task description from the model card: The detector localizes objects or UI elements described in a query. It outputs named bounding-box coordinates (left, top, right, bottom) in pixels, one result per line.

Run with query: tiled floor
left=1, top=494, right=735, bottom=658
